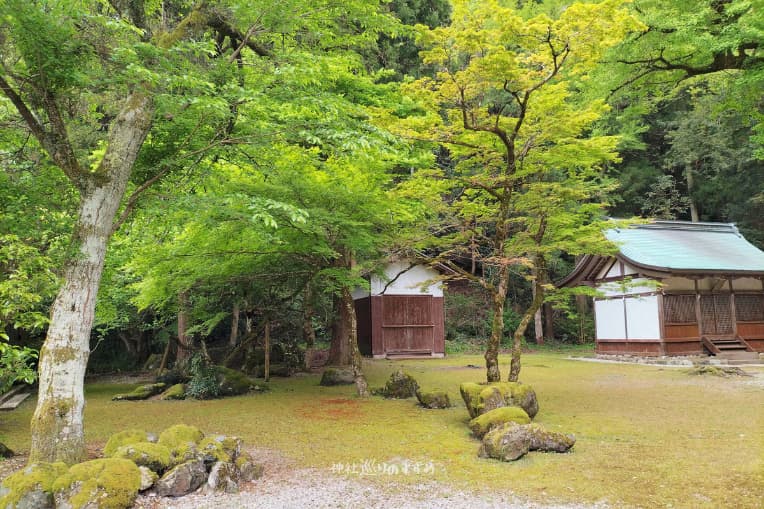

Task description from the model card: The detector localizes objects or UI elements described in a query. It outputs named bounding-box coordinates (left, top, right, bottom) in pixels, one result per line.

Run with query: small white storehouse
left=559, top=221, right=764, bottom=358
left=352, top=261, right=445, bottom=358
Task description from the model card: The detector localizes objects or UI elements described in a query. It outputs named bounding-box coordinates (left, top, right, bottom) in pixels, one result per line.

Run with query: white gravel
left=134, top=448, right=605, bottom=509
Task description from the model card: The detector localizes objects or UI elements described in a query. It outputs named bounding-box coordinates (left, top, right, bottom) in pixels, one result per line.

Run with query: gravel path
left=134, top=448, right=604, bottom=509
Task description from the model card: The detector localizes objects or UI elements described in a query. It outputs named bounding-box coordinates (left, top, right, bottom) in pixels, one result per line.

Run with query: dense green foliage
left=0, top=0, right=761, bottom=380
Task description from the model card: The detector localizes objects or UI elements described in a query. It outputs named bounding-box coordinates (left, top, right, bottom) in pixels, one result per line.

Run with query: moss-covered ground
left=2, top=353, right=762, bottom=508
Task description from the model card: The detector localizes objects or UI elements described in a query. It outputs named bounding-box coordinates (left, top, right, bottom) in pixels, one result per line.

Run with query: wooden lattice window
left=735, top=294, right=764, bottom=322
left=701, top=294, right=733, bottom=335
left=663, top=295, right=696, bottom=324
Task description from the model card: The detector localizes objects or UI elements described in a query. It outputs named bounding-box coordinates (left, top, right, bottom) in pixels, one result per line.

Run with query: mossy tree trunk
left=30, top=92, right=153, bottom=464
left=328, top=290, right=353, bottom=366
left=341, top=287, right=369, bottom=397
left=177, top=290, right=192, bottom=366
left=508, top=258, right=546, bottom=382
left=485, top=264, right=510, bottom=382
left=229, top=302, right=240, bottom=346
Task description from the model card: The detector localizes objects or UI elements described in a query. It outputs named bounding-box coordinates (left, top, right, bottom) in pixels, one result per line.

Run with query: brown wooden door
left=700, top=294, right=733, bottom=336
left=381, top=295, right=434, bottom=353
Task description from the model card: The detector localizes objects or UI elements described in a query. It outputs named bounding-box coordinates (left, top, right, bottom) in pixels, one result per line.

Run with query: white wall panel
left=624, top=295, right=661, bottom=339
left=595, top=299, right=626, bottom=340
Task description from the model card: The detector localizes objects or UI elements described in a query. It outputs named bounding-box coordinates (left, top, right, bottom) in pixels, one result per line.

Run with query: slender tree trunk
left=263, top=319, right=270, bottom=383
left=485, top=265, right=510, bottom=382
left=302, top=283, right=316, bottom=370
left=533, top=285, right=543, bottom=345
left=687, top=164, right=699, bottom=222
left=509, top=273, right=545, bottom=382
left=543, top=302, right=555, bottom=341
left=229, top=302, right=240, bottom=347
left=177, top=290, right=191, bottom=366
left=29, top=91, right=153, bottom=464
left=576, top=294, right=588, bottom=344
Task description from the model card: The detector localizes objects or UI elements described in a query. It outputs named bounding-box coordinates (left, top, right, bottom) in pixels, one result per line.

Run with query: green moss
left=158, top=424, right=204, bottom=449
left=52, top=458, right=141, bottom=509
left=380, top=370, right=419, bottom=398
left=113, top=442, right=172, bottom=473
left=415, top=390, right=451, bottom=409
left=198, top=437, right=231, bottom=464
left=460, top=381, right=539, bottom=419
left=160, top=383, right=186, bottom=400
left=112, top=383, right=166, bottom=401
left=469, top=406, right=531, bottom=438
left=215, top=366, right=254, bottom=396
left=103, top=429, right=150, bottom=457
left=459, top=382, right=484, bottom=418
left=0, top=462, right=68, bottom=508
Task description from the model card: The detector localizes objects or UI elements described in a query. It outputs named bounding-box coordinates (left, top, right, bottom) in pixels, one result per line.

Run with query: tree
left=395, top=0, right=639, bottom=381
left=0, top=0, right=396, bottom=463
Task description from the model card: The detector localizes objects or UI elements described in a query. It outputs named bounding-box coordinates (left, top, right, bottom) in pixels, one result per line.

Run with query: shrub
left=186, top=354, right=220, bottom=400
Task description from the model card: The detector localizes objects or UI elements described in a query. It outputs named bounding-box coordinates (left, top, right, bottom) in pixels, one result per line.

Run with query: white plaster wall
left=732, top=278, right=764, bottom=291
left=352, top=287, right=370, bottom=300
left=624, top=295, right=661, bottom=339
left=595, top=299, right=626, bottom=339
left=370, top=261, right=443, bottom=297
left=598, top=278, right=658, bottom=297
left=622, top=262, right=639, bottom=276
left=662, top=277, right=695, bottom=292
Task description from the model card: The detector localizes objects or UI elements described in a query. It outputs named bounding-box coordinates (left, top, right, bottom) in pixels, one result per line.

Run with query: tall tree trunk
left=263, top=319, right=271, bottom=383
left=302, top=283, right=316, bottom=370
left=687, top=164, right=699, bottom=222
left=508, top=271, right=545, bottom=382
left=533, top=284, right=544, bottom=345
left=485, top=265, right=510, bottom=382
left=576, top=294, right=588, bottom=344
left=543, top=302, right=555, bottom=341
left=29, top=92, right=153, bottom=464
left=177, top=290, right=191, bottom=366
left=328, top=293, right=352, bottom=366
left=229, top=302, right=240, bottom=347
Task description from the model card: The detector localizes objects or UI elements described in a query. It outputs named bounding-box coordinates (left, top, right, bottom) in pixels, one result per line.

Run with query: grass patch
left=1, top=353, right=762, bottom=508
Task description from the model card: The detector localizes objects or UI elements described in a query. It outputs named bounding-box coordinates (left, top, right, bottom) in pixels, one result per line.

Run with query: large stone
left=380, top=370, right=419, bottom=399
left=112, top=442, right=172, bottom=474
left=469, top=406, right=531, bottom=438
left=479, top=422, right=575, bottom=462
left=52, top=458, right=142, bottom=509
left=112, top=383, right=167, bottom=401
left=0, top=462, right=68, bottom=509
left=460, top=381, right=539, bottom=419
left=204, top=462, right=240, bottom=494
left=197, top=438, right=232, bottom=467
left=202, top=435, right=243, bottom=462
left=415, top=390, right=451, bottom=409
left=319, top=368, right=355, bottom=386
left=154, top=460, right=207, bottom=497
left=103, top=429, right=153, bottom=457
left=235, top=452, right=265, bottom=482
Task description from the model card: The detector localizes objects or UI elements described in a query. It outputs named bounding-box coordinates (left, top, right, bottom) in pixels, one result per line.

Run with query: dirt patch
left=294, top=398, right=366, bottom=421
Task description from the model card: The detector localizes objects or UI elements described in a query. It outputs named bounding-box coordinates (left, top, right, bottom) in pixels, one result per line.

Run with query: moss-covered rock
left=204, top=435, right=243, bottom=462
left=479, top=422, right=575, bottom=462
left=415, top=390, right=451, bottom=409
left=379, top=370, right=419, bottom=399
left=112, top=383, right=167, bottom=401
left=160, top=383, right=186, bottom=400
left=113, top=442, right=172, bottom=474
left=319, top=368, right=355, bottom=386
left=459, top=381, right=539, bottom=419
left=52, top=458, right=141, bottom=509
left=103, top=429, right=152, bottom=457
left=204, top=461, right=240, bottom=494
left=0, top=462, right=68, bottom=509
left=469, top=406, right=531, bottom=438
left=235, top=452, right=264, bottom=482
left=197, top=437, right=231, bottom=466
left=215, top=366, right=254, bottom=396
left=251, top=363, right=294, bottom=378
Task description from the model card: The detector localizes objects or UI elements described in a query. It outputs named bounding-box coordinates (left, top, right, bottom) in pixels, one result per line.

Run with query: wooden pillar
left=694, top=279, right=703, bottom=337
left=657, top=292, right=666, bottom=356
left=728, top=279, right=737, bottom=336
